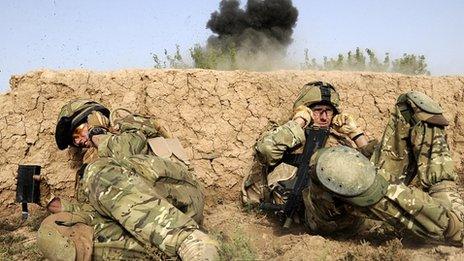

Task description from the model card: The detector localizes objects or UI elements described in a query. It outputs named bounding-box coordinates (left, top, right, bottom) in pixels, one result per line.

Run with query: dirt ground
left=1, top=69, right=464, bottom=260
left=2, top=201, right=464, bottom=260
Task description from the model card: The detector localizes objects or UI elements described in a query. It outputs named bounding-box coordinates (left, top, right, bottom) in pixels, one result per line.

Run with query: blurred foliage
left=152, top=45, right=430, bottom=75
left=152, top=44, right=189, bottom=69
left=214, top=229, right=256, bottom=260
left=302, top=47, right=430, bottom=75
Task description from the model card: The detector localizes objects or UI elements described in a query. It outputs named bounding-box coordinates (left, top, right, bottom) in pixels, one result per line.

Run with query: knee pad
left=397, top=91, right=449, bottom=126
left=313, top=146, right=388, bottom=207
left=37, top=212, right=93, bottom=261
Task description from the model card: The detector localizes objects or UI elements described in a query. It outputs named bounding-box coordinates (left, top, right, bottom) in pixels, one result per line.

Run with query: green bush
left=152, top=45, right=431, bottom=75
left=302, top=47, right=430, bottom=75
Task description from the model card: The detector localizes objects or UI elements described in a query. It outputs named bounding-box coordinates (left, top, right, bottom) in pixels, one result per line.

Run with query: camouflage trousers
left=304, top=101, right=464, bottom=245
left=39, top=155, right=205, bottom=259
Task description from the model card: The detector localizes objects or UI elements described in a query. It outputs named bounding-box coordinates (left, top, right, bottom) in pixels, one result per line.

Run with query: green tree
left=300, top=47, right=430, bottom=75
left=366, top=48, right=383, bottom=71
left=353, top=47, right=366, bottom=70
left=301, top=49, right=320, bottom=70
left=392, top=53, right=430, bottom=75
left=152, top=45, right=431, bottom=76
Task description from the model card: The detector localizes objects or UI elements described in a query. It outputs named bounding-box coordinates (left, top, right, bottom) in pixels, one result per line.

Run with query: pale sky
left=1, top=0, right=463, bottom=91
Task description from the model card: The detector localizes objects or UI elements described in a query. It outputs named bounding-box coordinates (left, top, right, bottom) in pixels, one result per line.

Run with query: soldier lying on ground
left=37, top=99, right=219, bottom=260
left=242, top=81, right=464, bottom=245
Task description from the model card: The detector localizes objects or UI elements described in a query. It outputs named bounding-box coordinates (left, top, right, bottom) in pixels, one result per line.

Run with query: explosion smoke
left=201, top=0, right=298, bottom=70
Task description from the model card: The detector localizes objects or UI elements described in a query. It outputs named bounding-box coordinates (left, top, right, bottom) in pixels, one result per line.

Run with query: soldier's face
left=311, top=105, right=334, bottom=127
left=72, top=123, right=92, bottom=148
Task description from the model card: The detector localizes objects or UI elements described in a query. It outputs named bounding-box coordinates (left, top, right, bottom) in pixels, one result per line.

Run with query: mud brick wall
left=1, top=69, right=463, bottom=207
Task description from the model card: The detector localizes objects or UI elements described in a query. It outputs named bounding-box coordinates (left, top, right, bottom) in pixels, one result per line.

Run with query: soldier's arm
left=352, top=134, right=369, bottom=147
left=356, top=138, right=378, bottom=158
left=255, top=120, right=305, bottom=166
left=411, top=122, right=457, bottom=188
left=114, top=114, right=172, bottom=138
left=94, top=131, right=149, bottom=159
left=331, top=113, right=379, bottom=157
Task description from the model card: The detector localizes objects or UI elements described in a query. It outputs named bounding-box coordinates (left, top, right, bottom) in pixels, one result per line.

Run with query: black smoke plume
left=202, top=0, right=298, bottom=69
left=207, top=0, right=298, bottom=48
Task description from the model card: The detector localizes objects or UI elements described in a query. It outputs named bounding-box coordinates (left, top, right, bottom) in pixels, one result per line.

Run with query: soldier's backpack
left=110, top=108, right=191, bottom=167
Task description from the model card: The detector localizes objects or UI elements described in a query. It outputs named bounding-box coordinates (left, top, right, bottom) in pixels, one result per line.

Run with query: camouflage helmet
left=311, top=146, right=388, bottom=207
left=293, top=81, right=340, bottom=113
left=37, top=212, right=93, bottom=260
left=55, top=98, right=109, bottom=150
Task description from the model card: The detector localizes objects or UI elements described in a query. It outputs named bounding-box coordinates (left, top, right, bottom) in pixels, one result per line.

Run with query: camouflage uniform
left=38, top=99, right=217, bottom=260
left=365, top=91, right=464, bottom=244
left=242, top=82, right=369, bottom=233
left=245, top=85, right=464, bottom=245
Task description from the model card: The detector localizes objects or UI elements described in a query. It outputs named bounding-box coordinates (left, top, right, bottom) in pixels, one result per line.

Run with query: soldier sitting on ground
left=242, top=81, right=464, bottom=246
left=37, top=99, right=219, bottom=260
left=242, top=81, right=376, bottom=232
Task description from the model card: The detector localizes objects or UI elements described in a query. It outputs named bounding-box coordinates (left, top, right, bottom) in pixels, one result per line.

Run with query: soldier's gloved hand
left=87, top=111, right=110, bottom=130
left=332, top=113, right=363, bottom=140
left=88, top=126, right=107, bottom=146
left=292, top=105, right=313, bottom=128
left=88, top=126, right=107, bottom=138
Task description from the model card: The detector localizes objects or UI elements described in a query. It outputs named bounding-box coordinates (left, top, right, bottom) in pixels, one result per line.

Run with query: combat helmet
left=293, top=81, right=340, bottom=113
left=55, top=98, right=110, bottom=150
left=311, top=146, right=388, bottom=207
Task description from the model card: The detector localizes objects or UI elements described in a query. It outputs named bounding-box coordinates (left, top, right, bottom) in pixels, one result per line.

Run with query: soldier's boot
left=429, top=180, right=464, bottom=245
left=177, top=230, right=220, bottom=261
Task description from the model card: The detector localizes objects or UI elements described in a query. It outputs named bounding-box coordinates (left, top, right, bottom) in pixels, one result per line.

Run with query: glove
left=332, top=113, right=363, bottom=140
left=87, top=111, right=110, bottom=130
left=88, top=126, right=107, bottom=139
left=292, top=105, right=313, bottom=128
left=87, top=111, right=109, bottom=141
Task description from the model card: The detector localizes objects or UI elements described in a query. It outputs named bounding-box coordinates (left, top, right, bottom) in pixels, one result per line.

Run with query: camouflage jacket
left=62, top=112, right=203, bottom=257
left=255, top=120, right=375, bottom=167
left=241, top=119, right=376, bottom=206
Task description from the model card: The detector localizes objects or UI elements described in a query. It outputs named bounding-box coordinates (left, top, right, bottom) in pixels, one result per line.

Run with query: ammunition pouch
left=241, top=163, right=296, bottom=207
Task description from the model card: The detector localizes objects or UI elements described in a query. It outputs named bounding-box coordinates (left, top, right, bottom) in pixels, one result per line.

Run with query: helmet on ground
left=55, top=98, right=109, bottom=150
left=293, top=81, right=340, bottom=113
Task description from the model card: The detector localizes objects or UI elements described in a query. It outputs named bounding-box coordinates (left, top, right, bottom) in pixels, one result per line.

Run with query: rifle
left=260, top=126, right=329, bottom=228
left=282, top=126, right=329, bottom=227
left=16, top=165, right=41, bottom=219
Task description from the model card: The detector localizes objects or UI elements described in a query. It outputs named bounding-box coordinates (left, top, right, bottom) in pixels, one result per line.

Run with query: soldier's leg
left=91, top=214, right=162, bottom=260
left=37, top=208, right=157, bottom=260
left=124, top=154, right=205, bottom=225
left=372, top=91, right=457, bottom=189
left=83, top=157, right=218, bottom=259
left=313, top=146, right=464, bottom=245
left=368, top=181, right=463, bottom=245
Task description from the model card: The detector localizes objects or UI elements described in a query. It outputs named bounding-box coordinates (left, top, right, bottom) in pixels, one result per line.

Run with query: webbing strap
left=398, top=103, right=417, bottom=126
left=320, top=85, right=331, bottom=103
